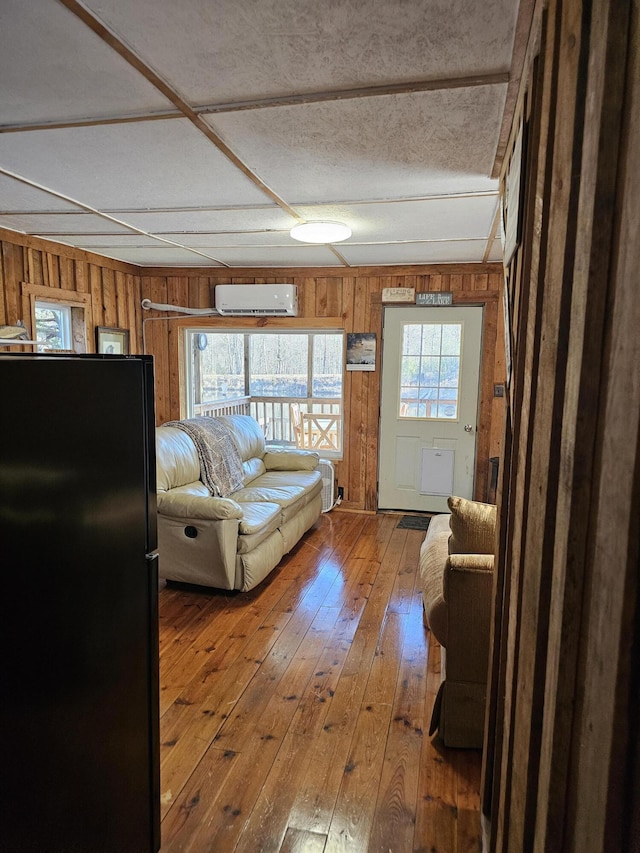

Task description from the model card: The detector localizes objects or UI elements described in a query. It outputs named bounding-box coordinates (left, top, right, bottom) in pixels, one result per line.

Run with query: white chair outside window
left=290, top=402, right=341, bottom=453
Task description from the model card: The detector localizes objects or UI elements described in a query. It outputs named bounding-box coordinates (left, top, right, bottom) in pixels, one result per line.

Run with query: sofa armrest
left=443, top=554, right=494, bottom=685
left=157, top=492, right=244, bottom=520
left=263, top=448, right=319, bottom=471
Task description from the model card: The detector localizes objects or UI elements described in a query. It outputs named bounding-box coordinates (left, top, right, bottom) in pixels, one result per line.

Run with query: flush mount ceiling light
left=289, top=221, right=352, bottom=244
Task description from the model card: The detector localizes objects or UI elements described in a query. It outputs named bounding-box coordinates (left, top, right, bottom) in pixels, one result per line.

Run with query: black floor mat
left=396, top=515, right=432, bottom=531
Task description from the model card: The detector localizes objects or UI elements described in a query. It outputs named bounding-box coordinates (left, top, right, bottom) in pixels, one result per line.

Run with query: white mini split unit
left=214, top=284, right=298, bottom=316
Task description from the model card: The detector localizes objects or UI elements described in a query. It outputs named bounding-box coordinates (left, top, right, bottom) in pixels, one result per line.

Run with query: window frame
left=184, top=326, right=345, bottom=457
left=21, top=283, right=92, bottom=353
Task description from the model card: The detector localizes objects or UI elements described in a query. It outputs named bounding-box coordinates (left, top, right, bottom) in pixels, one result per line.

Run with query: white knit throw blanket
left=163, top=417, right=244, bottom=497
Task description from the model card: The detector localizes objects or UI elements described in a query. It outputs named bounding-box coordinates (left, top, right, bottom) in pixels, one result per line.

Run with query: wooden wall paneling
left=564, top=2, right=639, bottom=849
left=490, top=277, right=506, bottom=461
left=168, top=276, right=190, bottom=418
left=506, top=0, right=588, bottom=846
left=474, top=273, right=490, bottom=292
left=27, top=249, right=44, bottom=286
left=90, top=263, right=106, bottom=337
left=404, top=273, right=417, bottom=295
left=3, top=242, right=24, bottom=329
left=101, top=267, right=117, bottom=327
left=315, top=276, right=329, bottom=316
left=365, top=289, right=383, bottom=511
left=476, top=296, right=498, bottom=502
left=45, top=253, right=60, bottom=289
left=532, top=1, right=632, bottom=849
left=490, top=11, right=552, bottom=848
left=428, top=273, right=443, bottom=292
left=345, top=276, right=369, bottom=509
left=60, top=255, right=75, bottom=291
left=360, top=275, right=377, bottom=511
left=481, top=402, right=511, bottom=834
left=337, top=275, right=356, bottom=504
left=134, top=275, right=143, bottom=355
left=75, top=260, right=89, bottom=295
left=450, top=273, right=464, bottom=293
left=114, top=271, right=128, bottom=329
left=187, top=275, right=202, bottom=310
left=345, top=274, right=370, bottom=509
left=326, top=275, right=342, bottom=318
left=147, top=276, right=171, bottom=424
left=125, top=274, right=138, bottom=354
left=298, top=277, right=315, bottom=318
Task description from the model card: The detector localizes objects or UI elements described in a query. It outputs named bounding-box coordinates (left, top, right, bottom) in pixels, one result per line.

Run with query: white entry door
left=378, top=305, right=483, bottom=513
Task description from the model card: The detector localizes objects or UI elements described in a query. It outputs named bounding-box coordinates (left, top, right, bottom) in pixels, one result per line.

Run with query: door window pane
left=399, top=322, right=462, bottom=419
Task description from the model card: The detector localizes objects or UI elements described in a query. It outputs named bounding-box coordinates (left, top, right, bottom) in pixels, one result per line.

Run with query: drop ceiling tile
left=166, top=231, right=292, bottom=248
left=0, top=213, right=139, bottom=235
left=207, top=87, right=505, bottom=204
left=118, top=207, right=297, bottom=233
left=91, top=246, right=227, bottom=266
left=0, top=120, right=269, bottom=210
left=47, top=234, right=173, bottom=249
left=0, top=174, right=86, bottom=213
left=80, top=0, right=518, bottom=103
left=0, top=0, right=173, bottom=126
left=339, top=240, right=491, bottom=266
left=207, top=245, right=341, bottom=267
left=296, top=195, right=500, bottom=243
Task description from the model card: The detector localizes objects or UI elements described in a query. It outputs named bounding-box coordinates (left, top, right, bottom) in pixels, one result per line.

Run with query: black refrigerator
left=0, top=353, right=160, bottom=853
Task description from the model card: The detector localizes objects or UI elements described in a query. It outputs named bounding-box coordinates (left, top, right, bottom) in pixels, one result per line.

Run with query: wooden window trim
left=21, top=283, right=92, bottom=353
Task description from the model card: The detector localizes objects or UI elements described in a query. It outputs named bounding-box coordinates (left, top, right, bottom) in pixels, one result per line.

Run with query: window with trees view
left=186, top=329, right=344, bottom=455
left=34, top=301, right=72, bottom=352
left=399, top=322, right=462, bottom=419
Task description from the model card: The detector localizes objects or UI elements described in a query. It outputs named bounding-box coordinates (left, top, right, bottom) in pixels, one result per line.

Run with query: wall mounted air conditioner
left=214, top=284, right=298, bottom=316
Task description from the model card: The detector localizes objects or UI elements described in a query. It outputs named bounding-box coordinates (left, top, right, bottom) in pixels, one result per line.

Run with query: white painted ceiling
left=0, top=0, right=522, bottom=269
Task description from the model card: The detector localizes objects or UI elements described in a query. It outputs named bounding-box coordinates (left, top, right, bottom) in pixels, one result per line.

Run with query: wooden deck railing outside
left=193, top=396, right=343, bottom=456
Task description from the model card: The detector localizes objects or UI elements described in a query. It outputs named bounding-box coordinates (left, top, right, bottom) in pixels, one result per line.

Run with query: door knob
left=464, top=424, right=474, bottom=433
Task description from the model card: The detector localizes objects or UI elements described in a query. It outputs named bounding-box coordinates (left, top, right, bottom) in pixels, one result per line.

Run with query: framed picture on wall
left=96, top=326, right=130, bottom=355
left=346, top=332, right=376, bottom=371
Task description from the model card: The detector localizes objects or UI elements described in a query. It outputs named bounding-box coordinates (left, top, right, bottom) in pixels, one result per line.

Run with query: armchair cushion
left=447, top=495, right=497, bottom=555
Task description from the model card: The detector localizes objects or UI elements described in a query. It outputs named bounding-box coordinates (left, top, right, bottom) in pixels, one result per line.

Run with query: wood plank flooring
left=158, top=511, right=482, bottom=853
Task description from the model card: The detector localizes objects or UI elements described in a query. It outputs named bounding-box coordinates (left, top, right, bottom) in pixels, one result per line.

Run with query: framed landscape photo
left=96, top=326, right=129, bottom=355
left=346, top=332, right=376, bottom=371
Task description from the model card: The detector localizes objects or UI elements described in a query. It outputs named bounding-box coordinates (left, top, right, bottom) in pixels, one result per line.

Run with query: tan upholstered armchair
left=419, top=496, right=496, bottom=748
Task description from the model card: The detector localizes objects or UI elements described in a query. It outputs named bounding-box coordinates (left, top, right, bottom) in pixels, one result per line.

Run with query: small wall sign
left=416, top=292, right=453, bottom=306
left=381, top=287, right=415, bottom=302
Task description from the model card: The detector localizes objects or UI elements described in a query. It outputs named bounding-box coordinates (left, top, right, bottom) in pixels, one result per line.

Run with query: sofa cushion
left=263, top=448, right=319, bottom=471
left=157, top=487, right=244, bottom=520
left=237, top=501, right=281, bottom=536
left=419, top=513, right=452, bottom=646
left=156, top=426, right=200, bottom=491
left=237, top=501, right=282, bottom=554
left=216, top=414, right=265, bottom=462
left=447, top=496, right=497, bottom=555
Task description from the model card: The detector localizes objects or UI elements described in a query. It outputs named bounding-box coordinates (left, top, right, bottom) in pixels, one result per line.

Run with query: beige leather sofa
left=156, top=414, right=323, bottom=591
left=420, top=496, right=496, bottom=748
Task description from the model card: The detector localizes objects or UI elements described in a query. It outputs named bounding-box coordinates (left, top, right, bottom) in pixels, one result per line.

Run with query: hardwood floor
left=158, top=511, right=482, bottom=852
